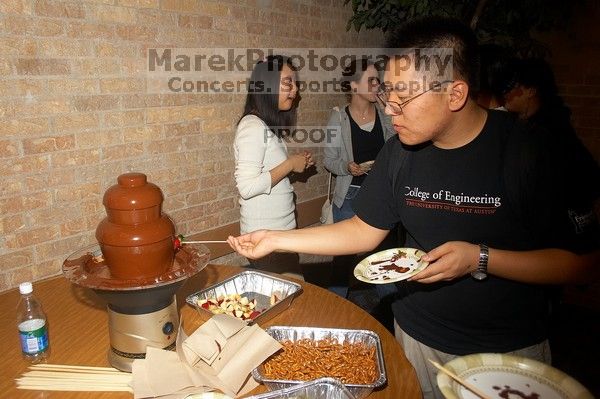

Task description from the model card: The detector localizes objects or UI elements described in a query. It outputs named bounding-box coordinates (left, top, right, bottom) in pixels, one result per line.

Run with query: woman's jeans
left=332, top=185, right=360, bottom=223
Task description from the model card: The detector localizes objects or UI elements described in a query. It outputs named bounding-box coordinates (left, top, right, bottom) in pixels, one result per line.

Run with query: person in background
left=502, top=57, right=600, bottom=380
left=325, top=58, right=395, bottom=223
left=233, top=55, right=314, bottom=279
left=503, top=58, right=564, bottom=121
left=323, top=58, right=396, bottom=299
left=475, top=43, right=511, bottom=110
left=503, top=57, right=600, bottom=234
left=228, top=18, right=599, bottom=398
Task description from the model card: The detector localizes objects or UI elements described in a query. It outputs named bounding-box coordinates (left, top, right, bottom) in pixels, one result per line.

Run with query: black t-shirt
left=346, top=107, right=385, bottom=186
left=352, top=110, right=598, bottom=354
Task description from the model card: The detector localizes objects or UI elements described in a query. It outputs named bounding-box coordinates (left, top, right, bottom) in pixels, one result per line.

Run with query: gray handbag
left=320, top=172, right=334, bottom=224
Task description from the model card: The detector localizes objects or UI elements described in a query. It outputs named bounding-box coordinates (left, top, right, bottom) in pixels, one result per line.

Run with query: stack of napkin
left=132, top=314, right=282, bottom=398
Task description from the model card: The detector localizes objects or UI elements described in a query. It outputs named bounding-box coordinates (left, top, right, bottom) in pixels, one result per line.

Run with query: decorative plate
left=436, top=353, right=593, bottom=399
left=353, top=247, right=428, bottom=284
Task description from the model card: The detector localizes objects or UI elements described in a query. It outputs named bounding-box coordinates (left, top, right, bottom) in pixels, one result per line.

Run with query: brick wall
left=0, top=0, right=383, bottom=291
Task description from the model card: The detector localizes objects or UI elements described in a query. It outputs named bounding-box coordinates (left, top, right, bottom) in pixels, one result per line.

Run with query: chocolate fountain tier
left=62, top=243, right=210, bottom=291
left=96, top=172, right=176, bottom=280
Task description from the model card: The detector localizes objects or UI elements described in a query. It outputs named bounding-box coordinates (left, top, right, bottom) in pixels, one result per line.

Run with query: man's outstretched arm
left=228, top=215, right=390, bottom=259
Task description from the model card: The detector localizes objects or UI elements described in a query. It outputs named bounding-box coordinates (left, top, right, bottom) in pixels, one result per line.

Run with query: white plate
left=436, top=353, right=594, bottom=399
left=354, top=247, right=428, bottom=284
left=358, top=160, right=375, bottom=172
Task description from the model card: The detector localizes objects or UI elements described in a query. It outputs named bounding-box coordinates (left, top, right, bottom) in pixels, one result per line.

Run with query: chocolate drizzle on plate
left=493, top=385, right=540, bottom=399
left=366, top=250, right=412, bottom=280
left=355, top=247, right=429, bottom=284
left=369, top=251, right=407, bottom=264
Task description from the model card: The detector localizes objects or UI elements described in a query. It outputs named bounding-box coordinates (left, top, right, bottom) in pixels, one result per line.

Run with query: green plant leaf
left=343, top=0, right=579, bottom=56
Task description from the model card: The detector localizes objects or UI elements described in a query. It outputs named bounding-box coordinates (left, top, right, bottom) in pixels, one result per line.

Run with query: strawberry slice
left=249, top=310, right=261, bottom=319
left=173, top=234, right=185, bottom=250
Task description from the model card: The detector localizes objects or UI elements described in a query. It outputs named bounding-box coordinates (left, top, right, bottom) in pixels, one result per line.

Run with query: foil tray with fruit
left=186, top=270, right=302, bottom=325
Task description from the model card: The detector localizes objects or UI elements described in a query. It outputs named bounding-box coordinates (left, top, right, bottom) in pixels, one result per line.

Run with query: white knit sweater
left=233, top=115, right=296, bottom=234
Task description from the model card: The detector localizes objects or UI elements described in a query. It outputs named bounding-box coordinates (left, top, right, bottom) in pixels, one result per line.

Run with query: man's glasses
left=377, top=80, right=454, bottom=115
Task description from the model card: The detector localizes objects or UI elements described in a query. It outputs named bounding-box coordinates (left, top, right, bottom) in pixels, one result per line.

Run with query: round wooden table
left=0, top=264, right=421, bottom=398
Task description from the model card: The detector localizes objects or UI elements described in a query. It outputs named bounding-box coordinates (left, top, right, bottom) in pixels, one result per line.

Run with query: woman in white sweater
left=234, top=55, right=314, bottom=277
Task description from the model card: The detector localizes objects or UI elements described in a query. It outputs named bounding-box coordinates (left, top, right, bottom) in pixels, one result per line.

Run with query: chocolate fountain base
left=107, top=298, right=178, bottom=372
left=62, top=243, right=209, bottom=372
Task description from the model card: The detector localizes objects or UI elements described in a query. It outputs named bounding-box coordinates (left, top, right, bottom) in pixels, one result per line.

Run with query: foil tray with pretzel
left=252, top=326, right=387, bottom=399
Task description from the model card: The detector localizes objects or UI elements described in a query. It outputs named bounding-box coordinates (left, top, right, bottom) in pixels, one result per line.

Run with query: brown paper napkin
left=132, top=314, right=282, bottom=399
left=181, top=314, right=243, bottom=367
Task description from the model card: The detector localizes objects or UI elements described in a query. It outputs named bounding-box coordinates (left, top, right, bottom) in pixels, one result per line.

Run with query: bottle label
left=19, top=319, right=48, bottom=355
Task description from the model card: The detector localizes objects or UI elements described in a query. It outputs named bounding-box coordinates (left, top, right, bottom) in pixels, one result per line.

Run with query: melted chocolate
left=95, top=173, right=175, bottom=280
left=62, top=244, right=209, bottom=291
left=378, top=263, right=410, bottom=273
left=370, top=250, right=407, bottom=265
left=493, top=385, right=540, bottom=399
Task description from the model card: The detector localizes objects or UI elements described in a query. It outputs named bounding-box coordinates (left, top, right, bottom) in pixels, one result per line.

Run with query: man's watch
left=471, top=243, right=489, bottom=281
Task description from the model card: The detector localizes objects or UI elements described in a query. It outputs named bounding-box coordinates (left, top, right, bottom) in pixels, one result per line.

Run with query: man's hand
left=409, top=241, right=479, bottom=283
left=227, top=230, right=274, bottom=259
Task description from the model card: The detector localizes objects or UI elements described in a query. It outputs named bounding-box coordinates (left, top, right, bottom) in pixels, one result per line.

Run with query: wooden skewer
left=17, top=385, right=133, bottom=393
left=428, top=359, right=492, bottom=399
left=20, top=372, right=132, bottom=381
left=183, top=240, right=228, bottom=244
left=28, top=367, right=124, bottom=375
left=16, top=364, right=133, bottom=393
left=17, top=380, right=131, bottom=387
left=25, top=368, right=125, bottom=375
left=29, top=364, right=122, bottom=372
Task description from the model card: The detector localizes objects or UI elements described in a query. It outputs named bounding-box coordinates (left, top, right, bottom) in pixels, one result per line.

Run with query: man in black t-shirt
left=228, top=18, right=599, bottom=399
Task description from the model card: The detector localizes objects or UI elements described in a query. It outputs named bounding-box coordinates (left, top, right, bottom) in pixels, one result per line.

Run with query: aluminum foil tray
left=252, top=326, right=387, bottom=399
left=245, top=377, right=356, bottom=399
left=186, top=270, right=302, bottom=325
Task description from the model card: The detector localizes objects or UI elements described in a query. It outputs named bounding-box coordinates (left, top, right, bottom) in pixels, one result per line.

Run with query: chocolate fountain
left=62, top=173, right=209, bottom=372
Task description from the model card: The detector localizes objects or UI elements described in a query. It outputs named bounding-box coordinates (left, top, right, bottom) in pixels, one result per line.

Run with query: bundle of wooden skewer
left=16, top=364, right=133, bottom=393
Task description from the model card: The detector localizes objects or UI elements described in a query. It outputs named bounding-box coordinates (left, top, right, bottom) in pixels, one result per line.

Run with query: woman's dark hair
left=240, top=55, right=297, bottom=138
left=341, top=58, right=376, bottom=94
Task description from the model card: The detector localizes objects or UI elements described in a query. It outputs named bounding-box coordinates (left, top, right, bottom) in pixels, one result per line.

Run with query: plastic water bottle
left=17, top=282, right=50, bottom=363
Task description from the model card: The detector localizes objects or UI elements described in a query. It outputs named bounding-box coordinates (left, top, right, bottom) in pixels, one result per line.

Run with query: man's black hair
left=386, top=17, right=480, bottom=91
